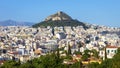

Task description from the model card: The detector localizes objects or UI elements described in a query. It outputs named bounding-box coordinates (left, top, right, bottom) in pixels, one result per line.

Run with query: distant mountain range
left=32, top=11, right=88, bottom=29
left=0, top=20, right=34, bottom=26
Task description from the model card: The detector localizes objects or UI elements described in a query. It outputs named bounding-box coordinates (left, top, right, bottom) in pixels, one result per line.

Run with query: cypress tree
left=68, top=44, right=71, bottom=55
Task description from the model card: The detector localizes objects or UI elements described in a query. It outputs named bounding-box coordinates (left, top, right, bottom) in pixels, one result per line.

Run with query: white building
left=55, top=32, right=66, bottom=39
left=99, top=45, right=118, bottom=60
left=106, top=46, right=118, bottom=58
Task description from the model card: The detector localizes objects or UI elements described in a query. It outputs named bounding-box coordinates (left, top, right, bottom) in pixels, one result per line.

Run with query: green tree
left=73, top=51, right=82, bottom=55
left=82, top=50, right=90, bottom=61
left=111, top=48, right=120, bottom=68
left=98, top=59, right=113, bottom=68
left=104, top=46, right=107, bottom=60
left=69, top=61, right=82, bottom=68
left=91, top=49, right=99, bottom=58
left=36, top=53, right=63, bottom=68
left=57, top=48, right=60, bottom=60
left=0, top=60, right=20, bottom=68
left=88, top=62, right=99, bottom=68
left=96, top=48, right=120, bottom=68
left=113, top=48, right=120, bottom=59
left=82, top=53, right=90, bottom=61
left=67, top=44, right=71, bottom=55
left=19, top=62, right=34, bottom=68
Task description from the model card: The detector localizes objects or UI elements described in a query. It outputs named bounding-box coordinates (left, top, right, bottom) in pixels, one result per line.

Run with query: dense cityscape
left=0, top=5, right=120, bottom=68
left=0, top=12, right=120, bottom=68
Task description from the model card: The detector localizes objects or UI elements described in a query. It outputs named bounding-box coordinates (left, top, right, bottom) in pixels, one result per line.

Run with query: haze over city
left=0, top=0, right=120, bottom=27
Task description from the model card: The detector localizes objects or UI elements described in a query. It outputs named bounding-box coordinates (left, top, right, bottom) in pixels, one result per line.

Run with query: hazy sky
left=0, top=0, right=120, bottom=27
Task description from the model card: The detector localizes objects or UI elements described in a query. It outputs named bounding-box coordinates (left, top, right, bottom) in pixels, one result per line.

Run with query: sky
left=0, top=0, right=120, bottom=27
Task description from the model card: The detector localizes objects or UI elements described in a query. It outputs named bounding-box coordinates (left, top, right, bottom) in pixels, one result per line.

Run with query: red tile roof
left=9, top=51, right=19, bottom=54
left=106, top=45, right=118, bottom=48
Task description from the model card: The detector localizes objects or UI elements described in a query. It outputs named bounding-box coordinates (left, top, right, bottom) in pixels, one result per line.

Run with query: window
left=114, top=50, right=117, bottom=53
left=107, top=50, right=109, bottom=53
left=111, top=50, right=113, bottom=52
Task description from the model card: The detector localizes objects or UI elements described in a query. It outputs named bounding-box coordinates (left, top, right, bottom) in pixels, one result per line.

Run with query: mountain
left=32, top=11, right=87, bottom=28
left=0, top=20, right=34, bottom=26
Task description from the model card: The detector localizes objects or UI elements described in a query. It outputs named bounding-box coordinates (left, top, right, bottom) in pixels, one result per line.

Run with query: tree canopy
left=32, top=20, right=88, bottom=29
left=1, top=48, right=120, bottom=68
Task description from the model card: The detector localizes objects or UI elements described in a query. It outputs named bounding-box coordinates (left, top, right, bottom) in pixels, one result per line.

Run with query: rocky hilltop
left=33, top=11, right=87, bottom=28
left=45, top=11, right=72, bottom=21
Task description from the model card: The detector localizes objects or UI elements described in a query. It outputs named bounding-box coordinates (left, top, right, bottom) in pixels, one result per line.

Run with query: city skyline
left=0, top=0, right=120, bottom=27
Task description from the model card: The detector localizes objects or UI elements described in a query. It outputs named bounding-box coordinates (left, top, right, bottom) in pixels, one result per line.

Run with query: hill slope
left=32, top=11, right=87, bottom=28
